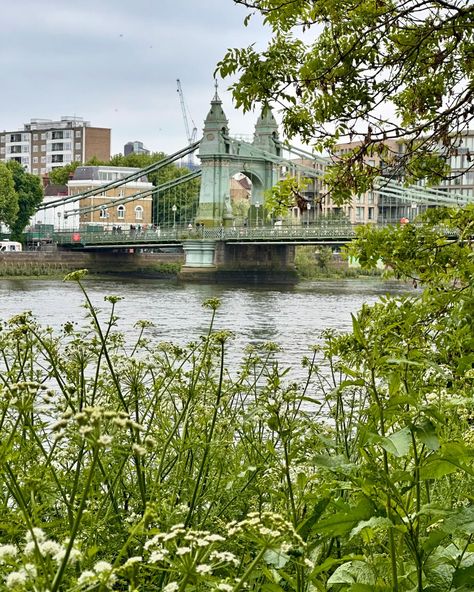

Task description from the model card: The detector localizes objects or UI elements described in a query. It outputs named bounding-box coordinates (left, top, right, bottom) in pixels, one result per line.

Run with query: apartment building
left=314, top=132, right=473, bottom=224
left=0, top=116, right=110, bottom=178
left=124, top=140, right=149, bottom=156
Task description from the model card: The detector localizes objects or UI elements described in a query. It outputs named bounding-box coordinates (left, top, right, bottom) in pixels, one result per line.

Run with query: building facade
left=124, top=141, right=149, bottom=156
left=0, top=116, right=110, bottom=178
left=29, top=166, right=153, bottom=231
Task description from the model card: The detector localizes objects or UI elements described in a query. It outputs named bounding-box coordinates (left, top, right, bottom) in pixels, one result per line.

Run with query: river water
left=0, top=277, right=412, bottom=373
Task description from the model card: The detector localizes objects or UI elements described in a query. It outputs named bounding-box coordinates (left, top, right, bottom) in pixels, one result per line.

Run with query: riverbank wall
left=0, top=251, right=184, bottom=278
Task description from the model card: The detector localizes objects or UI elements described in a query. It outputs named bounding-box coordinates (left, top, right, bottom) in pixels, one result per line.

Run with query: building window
left=0, top=147, right=4, bottom=154
left=99, top=207, right=109, bottom=219
left=52, top=143, right=64, bottom=152
left=75, top=142, right=81, bottom=150
left=33, top=134, right=38, bottom=140
left=52, top=154, right=64, bottom=163
left=52, top=131, right=64, bottom=140
left=356, top=207, right=364, bottom=221
left=10, top=133, right=21, bottom=142
left=41, top=145, right=46, bottom=151
left=75, top=130, right=81, bottom=138
left=135, top=206, right=143, bottom=221
left=41, top=156, right=46, bottom=163
left=33, top=157, right=38, bottom=163
left=117, top=205, right=125, bottom=219
left=368, top=207, right=374, bottom=220
left=41, top=167, right=47, bottom=173
left=41, top=133, right=46, bottom=140
left=33, top=145, right=38, bottom=152
left=33, top=168, right=38, bottom=174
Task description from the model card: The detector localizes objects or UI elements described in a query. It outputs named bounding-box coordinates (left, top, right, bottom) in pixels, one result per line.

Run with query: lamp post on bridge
left=255, top=203, right=260, bottom=227
left=57, top=211, right=62, bottom=232
left=172, top=204, right=177, bottom=235
left=307, top=203, right=311, bottom=227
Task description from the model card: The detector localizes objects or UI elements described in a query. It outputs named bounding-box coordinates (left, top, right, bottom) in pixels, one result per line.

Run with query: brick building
left=0, top=116, right=110, bottom=178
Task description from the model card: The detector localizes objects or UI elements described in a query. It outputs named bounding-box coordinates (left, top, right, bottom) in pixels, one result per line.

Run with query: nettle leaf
left=442, top=506, right=474, bottom=535
left=327, top=560, right=375, bottom=586
left=379, top=427, right=411, bottom=457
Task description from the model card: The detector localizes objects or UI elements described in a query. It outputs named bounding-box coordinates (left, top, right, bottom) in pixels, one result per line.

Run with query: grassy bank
left=295, top=245, right=384, bottom=279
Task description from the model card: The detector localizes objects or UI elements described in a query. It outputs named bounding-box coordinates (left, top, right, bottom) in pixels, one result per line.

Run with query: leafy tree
left=48, top=162, right=82, bottom=186
left=6, top=161, right=44, bottom=240
left=0, top=162, right=19, bottom=230
left=218, top=0, right=474, bottom=202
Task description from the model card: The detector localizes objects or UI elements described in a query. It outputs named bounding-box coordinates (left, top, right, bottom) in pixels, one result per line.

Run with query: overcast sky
left=1, top=0, right=272, bottom=156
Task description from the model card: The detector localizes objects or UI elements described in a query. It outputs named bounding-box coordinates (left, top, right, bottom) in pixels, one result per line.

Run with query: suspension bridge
left=33, top=88, right=469, bottom=281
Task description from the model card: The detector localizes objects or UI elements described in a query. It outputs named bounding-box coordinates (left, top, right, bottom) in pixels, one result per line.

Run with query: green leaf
left=264, top=548, right=290, bottom=568
left=379, top=427, right=411, bottom=457
left=414, top=420, right=440, bottom=451
left=443, top=506, right=474, bottom=535
left=297, top=497, right=331, bottom=540
left=314, top=499, right=374, bottom=537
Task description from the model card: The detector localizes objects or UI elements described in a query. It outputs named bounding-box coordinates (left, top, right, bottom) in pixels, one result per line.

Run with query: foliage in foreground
left=0, top=206, right=473, bottom=591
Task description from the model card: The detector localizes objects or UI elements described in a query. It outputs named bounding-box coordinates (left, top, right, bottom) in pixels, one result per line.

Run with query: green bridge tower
left=196, top=86, right=281, bottom=227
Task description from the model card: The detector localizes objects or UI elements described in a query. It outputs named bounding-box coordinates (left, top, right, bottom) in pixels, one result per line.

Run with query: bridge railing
left=50, top=221, right=459, bottom=247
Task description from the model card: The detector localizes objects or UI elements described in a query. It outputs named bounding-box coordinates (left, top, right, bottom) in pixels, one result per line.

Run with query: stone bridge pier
left=180, top=240, right=298, bottom=284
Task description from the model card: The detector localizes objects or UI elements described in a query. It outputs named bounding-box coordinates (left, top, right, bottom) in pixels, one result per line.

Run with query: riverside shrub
left=0, top=206, right=473, bottom=591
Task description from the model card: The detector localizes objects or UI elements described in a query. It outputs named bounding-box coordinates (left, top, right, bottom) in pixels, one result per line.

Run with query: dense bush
left=0, top=206, right=473, bottom=591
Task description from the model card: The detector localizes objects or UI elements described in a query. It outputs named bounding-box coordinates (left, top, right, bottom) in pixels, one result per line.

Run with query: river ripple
left=0, top=278, right=412, bottom=373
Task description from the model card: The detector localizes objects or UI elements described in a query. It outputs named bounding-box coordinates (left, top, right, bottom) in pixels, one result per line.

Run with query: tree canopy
left=6, top=161, right=44, bottom=240
left=0, top=162, right=19, bottom=230
left=218, top=0, right=474, bottom=202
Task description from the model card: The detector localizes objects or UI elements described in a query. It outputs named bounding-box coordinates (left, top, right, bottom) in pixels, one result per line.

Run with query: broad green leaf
left=327, top=560, right=375, bottom=586
left=414, top=419, right=440, bottom=451
left=379, top=427, right=411, bottom=457
left=264, top=548, right=290, bottom=568
left=443, top=506, right=474, bottom=535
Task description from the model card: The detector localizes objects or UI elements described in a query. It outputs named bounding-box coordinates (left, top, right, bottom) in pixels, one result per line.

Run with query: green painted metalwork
left=52, top=221, right=458, bottom=249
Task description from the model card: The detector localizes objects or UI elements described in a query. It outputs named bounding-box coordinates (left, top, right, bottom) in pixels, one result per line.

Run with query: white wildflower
left=163, top=582, right=179, bottom=592
left=40, top=540, right=62, bottom=556
left=205, top=534, right=225, bottom=542
left=94, top=560, right=113, bottom=574
left=77, top=570, right=95, bottom=586
left=98, top=435, right=113, bottom=446
left=0, top=544, right=18, bottom=563
left=196, top=563, right=213, bottom=575
left=132, top=443, right=146, bottom=456
left=25, top=528, right=46, bottom=543
left=5, top=571, right=27, bottom=589
left=210, top=551, right=239, bottom=566
left=149, top=549, right=169, bottom=563
left=217, top=584, right=233, bottom=592
left=123, top=556, right=142, bottom=567
left=176, top=546, right=192, bottom=556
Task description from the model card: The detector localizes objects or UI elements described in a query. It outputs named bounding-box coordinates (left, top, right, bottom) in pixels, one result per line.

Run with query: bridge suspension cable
left=225, top=134, right=469, bottom=207
left=65, top=169, right=201, bottom=218
left=38, top=141, right=201, bottom=211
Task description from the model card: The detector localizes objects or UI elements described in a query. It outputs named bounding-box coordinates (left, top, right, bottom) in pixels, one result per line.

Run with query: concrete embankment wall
left=0, top=251, right=184, bottom=277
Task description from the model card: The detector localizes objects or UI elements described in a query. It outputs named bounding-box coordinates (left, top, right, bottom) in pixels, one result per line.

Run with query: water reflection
left=0, top=277, right=414, bottom=376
